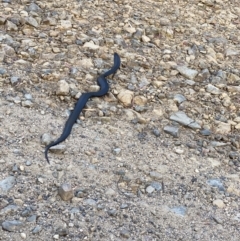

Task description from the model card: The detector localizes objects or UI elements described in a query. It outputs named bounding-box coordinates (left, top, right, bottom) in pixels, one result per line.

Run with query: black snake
left=45, top=53, right=121, bottom=163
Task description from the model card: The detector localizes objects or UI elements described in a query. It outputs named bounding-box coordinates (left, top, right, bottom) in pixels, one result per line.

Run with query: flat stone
left=2, top=220, right=23, bottom=232
left=170, top=111, right=201, bottom=129
left=163, top=125, right=179, bottom=137
left=0, top=176, right=16, bottom=192
left=176, top=65, right=198, bottom=80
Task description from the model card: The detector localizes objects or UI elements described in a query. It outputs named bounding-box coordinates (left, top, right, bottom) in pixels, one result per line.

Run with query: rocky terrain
left=0, top=0, right=240, bottom=240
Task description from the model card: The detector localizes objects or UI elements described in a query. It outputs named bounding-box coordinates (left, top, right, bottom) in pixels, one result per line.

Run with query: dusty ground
left=0, top=0, right=240, bottom=240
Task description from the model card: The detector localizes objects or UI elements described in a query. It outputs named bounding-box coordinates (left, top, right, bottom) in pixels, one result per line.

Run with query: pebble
left=0, top=176, right=16, bottom=192
left=56, top=79, right=70, bottom=96
left=112, top=148, right=121, bottom=155
left=206, top=84, right=221, bottom=95
left=207, top=179, right=224, bottom=191
left=213, top=199, right=225, bottom=208
left=120, top=229, right=131, bottom=238
left=176, top=65, right=198, bottom=80
left=2, top=220, right=23, bottom=232
left=163, top=125, right=179, bottom=137
left=20, top=233, right=27, bottom=239
left=117, top=90, right=134, bottom=107
left=32, top=225, right=42, bottom=234
left=150, top=128, right=160, bottom=138
left=170, top=206, right=187, bottom=216
left=146, top=185, right=155, bottom=194
left=58, top=183, right=74, bottom=201
left=170, top=111, right=201, bottom=129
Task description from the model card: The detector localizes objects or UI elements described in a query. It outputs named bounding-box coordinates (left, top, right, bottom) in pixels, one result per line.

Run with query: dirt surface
left=0, top=0, right=240, bottom=240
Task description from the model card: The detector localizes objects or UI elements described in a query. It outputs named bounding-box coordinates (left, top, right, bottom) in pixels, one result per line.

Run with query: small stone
left=163, top=125, right=179, bottom=137
left=152, top=129, right=161, bottom=137
left=20, top=233, right=27, bottom=239
left=32, top=225, right=42, bottom=234
left=146, top=185, right=155, bottom=194
left=175, top=148, right=184, bottom=154
left=60, top=20, right=72, bottom=29
left=26, top=17, right=39, bottom=28
left=170, top=111, right=201, bottom=129
left=84, top=199, right=97, bottom=206
left=0, top=176, right=16, bottom=192
left=105, top=188, right=116, bottom=196
left=206, top=84, right=221, bottom=95
left=173, top=94, right=186, bottom=104
left=176, top=65, right=198, bottom=80
left=151, top=182, right=162, bottom=191
left=213, top=199, right=225, bottom=208
left=215, top=122, right=231, bottom=135
left=58, top=183, right=74, bottom=201
left=200, top=129, right=211, bottom=136
left=170, top=206, right=187, bottom=216
left=117, top=90, right=134, bottom=107
left=112, top=148, right=121, bottom=155
left=0, top=205, right=19, bottom=216
left=2, top=220, right=23, bottom=232
left=10, top=76, right=21, bottom=85
left=133, top=96, right=148, bottom=106
left=107, top=209, right=118, bottom=216
left=120, top=229, right=131, bottom=238
left=21, top=100, right=33, bottom=107
left=142, top=35, right=150, bottom=43
left=56, top=80, right=69, bottom=96
left=6, top=20, right=18, bottom=31
left=83, top=41, right=99, bottom=50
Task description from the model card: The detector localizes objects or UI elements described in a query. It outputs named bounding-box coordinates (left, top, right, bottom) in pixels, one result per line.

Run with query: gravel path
left=0, top=0, right=240, bottom=240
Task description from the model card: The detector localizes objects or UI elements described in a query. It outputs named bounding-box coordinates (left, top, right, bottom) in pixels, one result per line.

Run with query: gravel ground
left=0, top=0, right=240, bottom=240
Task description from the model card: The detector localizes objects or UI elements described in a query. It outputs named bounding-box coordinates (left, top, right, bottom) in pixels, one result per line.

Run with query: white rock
left=176, top=66, right=198, bottom=80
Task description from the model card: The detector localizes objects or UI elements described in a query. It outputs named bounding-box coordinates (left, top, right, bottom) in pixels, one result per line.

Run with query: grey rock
left=146, top=185, right=155, bottom=194
left=32, top=225, right=42, bottom=234
left=170, top=111, right=201, bottom=129
left=206, top=84, right=221, bottom=95
left=151, top=182, right=162, bottom=191
left=10, top=76, right=21, bottom=85
left=27, top=215, right=37, bottom=223
left=173, top=94, right=186, bottom=104
left=21, top=100, right=33, bottom=107
left=163, top=125, right=179, bottom=137
left=185, top=79, right=195, bottom=85
left=56, top=227, right=69, bottom=236
left=113, top=148, right=121, bottom=155
left=207, top=179, right=224, bottom=191
left=41, top=133, right=52, bottom=145
left=176, top=65, right=198, bottom=80
left=152, top=128, right=161, bottom=137
left=108, top=209, right=118, bottom=216
left=120, top=203, right=129, bottom=209
left=0, top=68, right=7, bottom=75
left=0, top=205, right=19, bottom=216
left=200, top=129, right=211, bottom=136
left=170, top=206, right=187, bottom=216
left=84, top=199, right=97, bottom=206
left=21, top=207, right=32, bottom=217
left=25, top=160, right=32, bottom=166
left=58, top=183, right=74, bottom=201
left=120, top=229, right=131, bottom=238
left=26, top=17, right=39, bottom=28
left=28, top=3, right=42, bottom=12
left=0, top=176, right=16, bottom=192
left=24, top=93, right=32, bottom=100
left=2, top=220, right=23, bottom=232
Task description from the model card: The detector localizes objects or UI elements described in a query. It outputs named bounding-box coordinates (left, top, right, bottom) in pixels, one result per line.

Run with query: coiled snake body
left=45, top=53, right=121, bottom=163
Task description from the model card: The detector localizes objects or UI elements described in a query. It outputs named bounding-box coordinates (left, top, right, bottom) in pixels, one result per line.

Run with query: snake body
left=45, top=53, right=121, bottom=163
